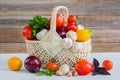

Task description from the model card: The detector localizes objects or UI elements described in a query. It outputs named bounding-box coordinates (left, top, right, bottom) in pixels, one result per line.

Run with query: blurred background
left=0, top=0, right=120, bottom=53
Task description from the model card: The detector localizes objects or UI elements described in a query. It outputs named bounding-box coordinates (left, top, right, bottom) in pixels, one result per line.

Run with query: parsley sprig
left=28, top=15, right=48, bottom=37
left=36, top=68, right=56, bottom=76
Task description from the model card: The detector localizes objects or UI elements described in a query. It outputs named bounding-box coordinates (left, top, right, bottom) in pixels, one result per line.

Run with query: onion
left=57, top=26, right=66, bottom=38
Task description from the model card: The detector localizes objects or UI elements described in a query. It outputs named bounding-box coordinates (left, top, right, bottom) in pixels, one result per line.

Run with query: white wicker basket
left=25, top=6, right=92, bottom=68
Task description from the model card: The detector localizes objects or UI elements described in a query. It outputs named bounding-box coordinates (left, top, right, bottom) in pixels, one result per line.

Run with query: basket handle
left=50, top=6, right=69, bottom=32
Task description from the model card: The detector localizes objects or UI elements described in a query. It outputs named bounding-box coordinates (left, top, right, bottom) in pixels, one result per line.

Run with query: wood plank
left=0, top=43, right=27, bottom=53
left=0, top=0, right=80, bottom=4
left=78, top=16, right=120, bottom=29
left=0, top=1, right=120, bottom=16
left=0, top=42, right=120, bottom=53
left=91, top=29, right=120, bottom=43
left=0, top=28, right=25, bottom=43
left=0, top=0, right=119, bottom=4
left=0, top=16, right=120, bottom=29
left=0, top=28, right=120, bottom=43
left=92, top=43, right=120, bottom=52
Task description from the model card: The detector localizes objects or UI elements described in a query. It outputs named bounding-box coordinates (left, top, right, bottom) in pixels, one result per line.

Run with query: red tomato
left=22, top=26, right=33, bottom=40
left=46, top=62, right=58, bottom=71
left=75, top=60, right=93, bottom=75
left=102, top=60, right=113, bottom=70
left=66, top=23, right=78, bottom=32
left=48, top=13, right=64, bottom=30
left=68, top=15, right=77, bottom=23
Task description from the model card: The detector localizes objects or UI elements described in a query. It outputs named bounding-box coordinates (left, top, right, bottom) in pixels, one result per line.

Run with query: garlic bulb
left=77, top=24, right=84, bottom=30
left=71, top=42, right=82, bottom=52
left=72, top=70, right=78, bottom=76
left=67, top=71, right=73, bottom=77
left=61, top=38, right=73, bottom=49
left=66, top=30, right=77, bottom=41
left=73, top=71, right=78, bottom=76
left=59, top=64, right=70, bottom=75
left=36, top=29, right=48, bottom=40
left=56, top=70, right=63, bottom=76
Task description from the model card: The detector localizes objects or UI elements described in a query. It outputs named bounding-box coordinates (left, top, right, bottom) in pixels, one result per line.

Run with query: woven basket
left=25, top=6, right=92, bottom=68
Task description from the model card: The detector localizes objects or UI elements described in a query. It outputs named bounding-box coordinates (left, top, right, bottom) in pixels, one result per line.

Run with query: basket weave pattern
left=25, top=6, right=92, bottom=68
left=54, top=40, right=91, bottom=68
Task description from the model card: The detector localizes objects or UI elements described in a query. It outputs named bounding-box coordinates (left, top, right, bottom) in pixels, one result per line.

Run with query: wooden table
left=0, top=52, right=120, bottom=80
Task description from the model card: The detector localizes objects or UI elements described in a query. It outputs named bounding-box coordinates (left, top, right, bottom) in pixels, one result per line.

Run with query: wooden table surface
left=0, top=0, right=120, bottom=53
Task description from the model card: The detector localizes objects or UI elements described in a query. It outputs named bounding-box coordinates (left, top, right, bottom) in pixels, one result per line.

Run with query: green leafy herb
left=92, top=58, right=111, bottom=76
left=28, top=15, right=48, bottom=37
left=87, top=29, right=93, bottom=36
left=36, top=71, right=46, bottom=76
left=36, top=68, right=56, bottom=76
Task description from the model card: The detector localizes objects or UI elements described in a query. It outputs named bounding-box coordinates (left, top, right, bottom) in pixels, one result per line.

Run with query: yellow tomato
left=7, top=57, right=22, bottom=71
left=76, top=29, right=90, bottom=42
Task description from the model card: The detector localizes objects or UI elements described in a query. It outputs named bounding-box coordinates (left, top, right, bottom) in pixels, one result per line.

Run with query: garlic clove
left=72, top=70, right=78, bottom=76
left=61, top=38, right=73, bottom=49
left=56, top=70, right=63, bottom=76
left=66, top=30, right=77, bottom=41
left=36, top=29, right=48, bottom=40
left=77, top=24, right=84, bottom=30
left=67, top=71, right=73, bottom=77
left=59, top=64, right=70, bottom=75
left=74, top=71, right=78, bottom=76
left=71, top=42, right=82, bottom=52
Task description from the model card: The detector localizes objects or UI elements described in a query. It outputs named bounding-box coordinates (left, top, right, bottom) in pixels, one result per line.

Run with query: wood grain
left=92, top=43, right=120, bottom=52
left=0, top=28, right=24, bottom=43
left=0, top=0, right=120, bottom=52
left=0, top=43, right=120, bottom=53
left=0, top=0, right=120, bottom=16
left=0, top=16, right=120, bottom=29
left=0, top=0, right=120, bottom=4
left=0, top=28, right=120, bottom=43
left=0, top=43, right=26, bottom=53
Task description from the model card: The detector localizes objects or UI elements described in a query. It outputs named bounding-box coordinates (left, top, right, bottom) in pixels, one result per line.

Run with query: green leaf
left=46, top=68, right=56, bottom=76
left=51, top=71, right=56, bottom=75
left=36, top=71, right=46, bottom=76
left=32, top=30, right=37, bottom=37
left=28, top=15, right=48, bottom=37
left=87, top=29, right=93, bottom=36
left=46, top=68, right=52, bottom=76
left=36, top=68, right=56, bottom=76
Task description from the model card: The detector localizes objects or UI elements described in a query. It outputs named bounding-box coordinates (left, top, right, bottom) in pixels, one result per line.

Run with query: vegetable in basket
left=22, top=26, right=34, bottom=40
left=22, top=16, right=48, bottom=40
left=48, top=13, right=64, bottom=30
left=28, top=16, right=48, bottom=37
left=36, top=29, right=48, bottom=40
left=68, top=15, right=77, bottom=23
left=24, top=6, right=92, bottom=77
left=66, top=15, right=78, bottom=32
left=76, top=29, right=92, bottom=42
left=56, top=26, right=66, bottom=38
left=66, top=30, right=77, bottom=41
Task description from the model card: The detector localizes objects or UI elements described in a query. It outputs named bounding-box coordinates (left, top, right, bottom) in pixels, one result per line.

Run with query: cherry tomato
left=66, top=23, right=78, bottom=32
left=68, top=15, right=77, bottom=23
left=102, top=60, right=113, bottom=70
left=48, top=13, right=64, bottom=30
left=75, top=60, right=93, bottom=75
left=46, top=62, right=58, bottom=71
left=22, top=26, right=33, bottom=40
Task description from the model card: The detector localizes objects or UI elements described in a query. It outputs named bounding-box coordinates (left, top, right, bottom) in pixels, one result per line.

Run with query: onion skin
left=57, top=26, right=67, bottom=38
left=24, top=56, right=41, bottom=73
